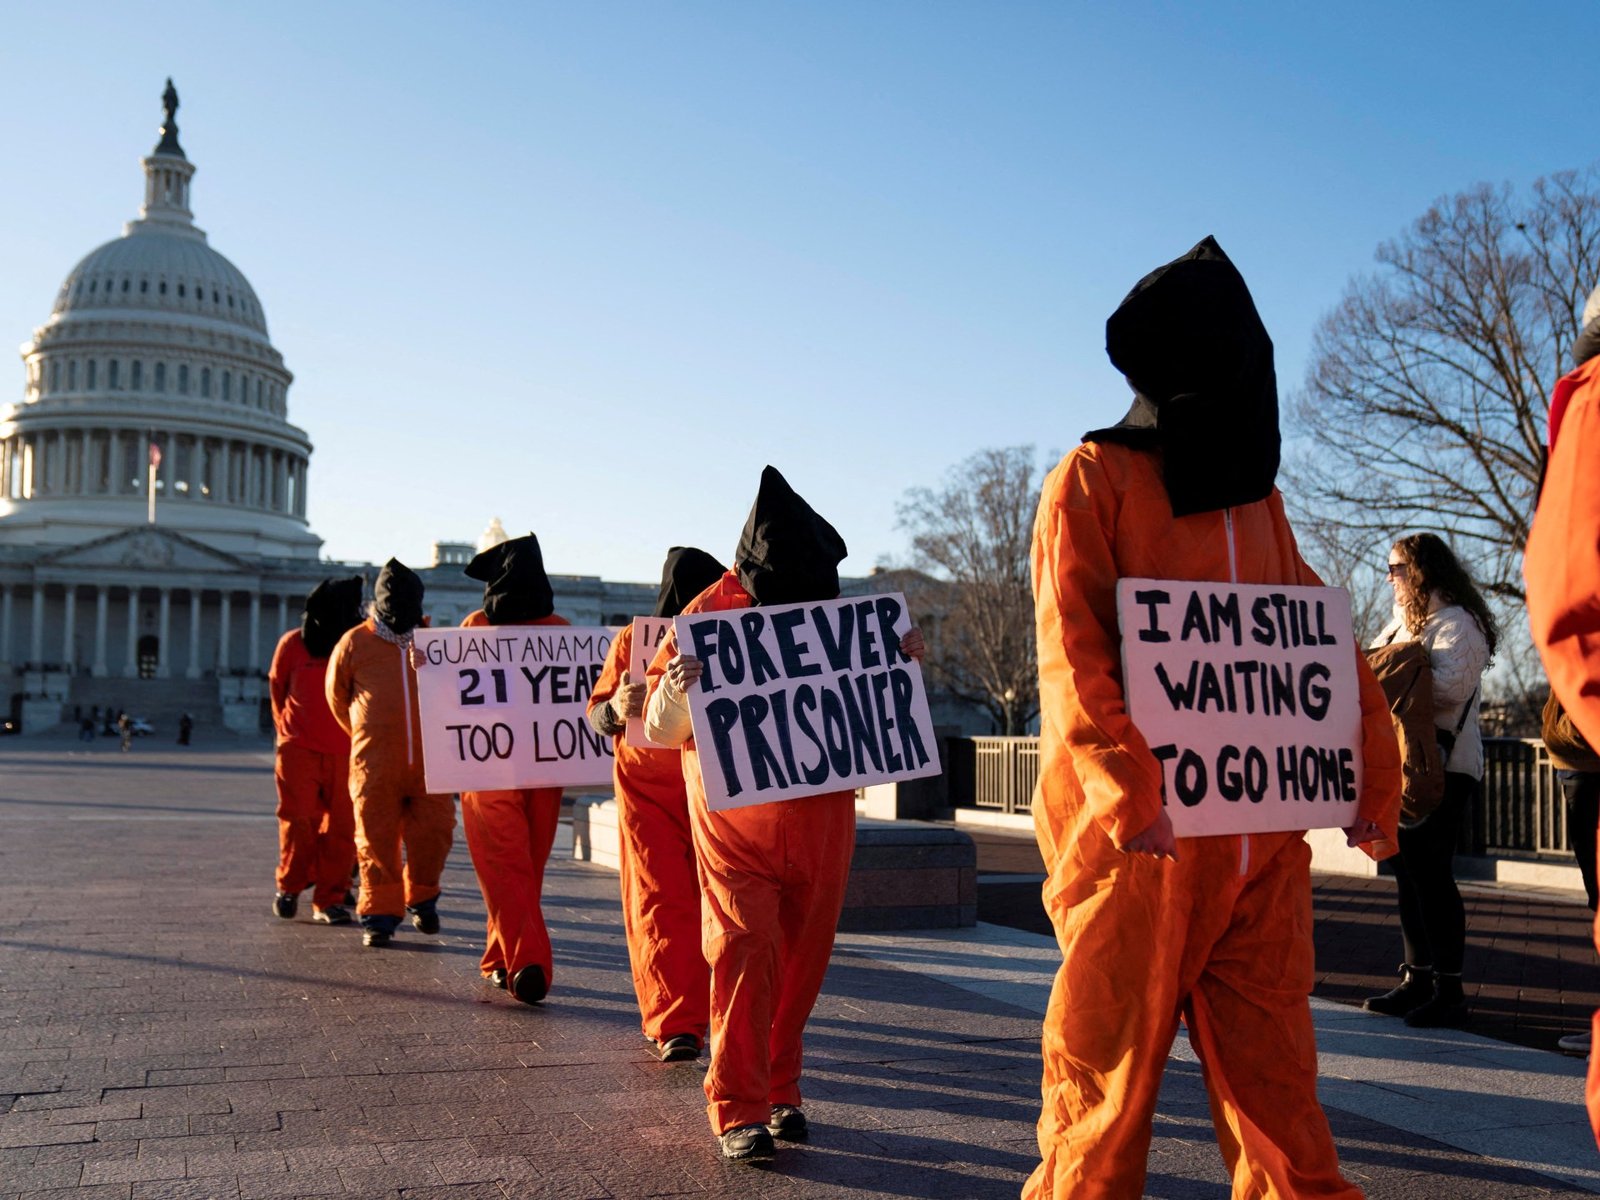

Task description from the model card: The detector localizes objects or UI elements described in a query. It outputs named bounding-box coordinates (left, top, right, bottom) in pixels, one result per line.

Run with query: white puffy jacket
left=1371, top=602, right=1490, bottom=780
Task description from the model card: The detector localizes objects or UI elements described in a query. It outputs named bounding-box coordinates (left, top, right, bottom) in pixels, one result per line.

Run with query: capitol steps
left=65, top=677, right=233, bottom=737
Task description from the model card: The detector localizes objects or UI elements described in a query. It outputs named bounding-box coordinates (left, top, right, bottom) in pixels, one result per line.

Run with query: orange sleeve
left=1528, top=382, right=1600, bottom=750
left=324, top=630, right=357, bottom=737
left=1031, top=450, right=1165, bottom=848
left=590, top=624, right=633, bottom=716
left=268, top=632, right=294, bottom=731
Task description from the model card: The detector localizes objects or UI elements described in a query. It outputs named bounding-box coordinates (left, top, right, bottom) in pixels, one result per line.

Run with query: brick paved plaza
left=1, top=738, right=1597, bottom=1198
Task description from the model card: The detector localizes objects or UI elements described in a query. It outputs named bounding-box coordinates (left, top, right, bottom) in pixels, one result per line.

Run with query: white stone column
left=156, top=588, right=171, bottom=678
left=248, top=593, right=262, bottom=671
left=277, top=593, right=289, bottom=637
left=29, top=585, right=43, bottom=665
left=93, top=585, right=108, bottom=676
left=217, top=592, right=231, bottom=672
left=124, top=586, right=139, bottom=678
left=108, top=430, right=122, bottom=495
left=246, top=445, right=258, bottom=508
left=194, top=438, right=207, bottom=500
left=1, top=438, right=11, bottom=498
left=186, top=590, right=202, bottom=679
left=61, top=585, right=76, bottom=670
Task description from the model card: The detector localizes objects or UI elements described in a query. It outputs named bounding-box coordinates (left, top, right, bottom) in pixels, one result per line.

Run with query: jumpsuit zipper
left=1225, top=508, right=1249, bottom=877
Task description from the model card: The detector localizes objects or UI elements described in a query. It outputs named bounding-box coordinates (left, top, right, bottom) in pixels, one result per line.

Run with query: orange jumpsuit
left=647, top=572, right=855, bottom=1135
left=589, top=625, right=710, bottom=1044
left=458, top=609, right=569, bottom=985
left=1524, top=354, right=1600, bottom=1145
left=1028, top=442, right=1401, bottom=1200
left=325, top=618, right=456, bottom=929
left=269, top=629, right=354, bottom=911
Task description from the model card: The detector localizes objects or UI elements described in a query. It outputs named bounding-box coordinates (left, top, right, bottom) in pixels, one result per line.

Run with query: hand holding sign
left=611, top=671, right=645, bottom=720
left=1121, top=809, right=1178, bottom=860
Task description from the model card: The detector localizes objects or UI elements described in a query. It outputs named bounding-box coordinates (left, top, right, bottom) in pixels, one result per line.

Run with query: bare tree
left=897, top=446, right=1043, bottom=735
left=1288, top=165, right=1600, bottom=603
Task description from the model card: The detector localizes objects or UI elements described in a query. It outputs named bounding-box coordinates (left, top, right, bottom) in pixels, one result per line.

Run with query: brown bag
left=1363, top=642, right=1444, bottom=825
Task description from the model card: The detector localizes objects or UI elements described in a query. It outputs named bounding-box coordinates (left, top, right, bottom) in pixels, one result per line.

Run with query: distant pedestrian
left=118, top=711, right=132, bottom=752
left=177, top=712, right=194, bottom=746
left=1365, top=533, right=1494, bottom=1029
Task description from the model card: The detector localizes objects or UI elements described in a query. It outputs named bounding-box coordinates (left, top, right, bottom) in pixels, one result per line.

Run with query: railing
left=964, top=735, right=1574, bottom=857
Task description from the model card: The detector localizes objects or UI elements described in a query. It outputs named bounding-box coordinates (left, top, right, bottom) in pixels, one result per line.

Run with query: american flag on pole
left=149, top=441, right=162, bottom=468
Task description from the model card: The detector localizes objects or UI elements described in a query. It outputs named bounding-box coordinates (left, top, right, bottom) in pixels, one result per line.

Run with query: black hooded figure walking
left=270, top=577, right=365, bottom=925
left=325, top=560, right=458, bottom=948
left=642, top=468, right=926, bottom=1164
left=454, top=534, right=570, bottom=1005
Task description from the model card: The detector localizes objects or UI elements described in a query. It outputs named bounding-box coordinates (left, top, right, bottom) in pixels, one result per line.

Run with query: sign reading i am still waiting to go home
left=1116, top=579, right=1365, bottom=838
left=674, top=592, right=941, bottom=811
left=413, top=625, right=620, bottom=793
left=625, top=617, right=672, bottom=750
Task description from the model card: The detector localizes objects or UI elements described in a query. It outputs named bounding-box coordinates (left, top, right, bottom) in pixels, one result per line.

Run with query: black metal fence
left=964, top=736, right=1573, bottom=859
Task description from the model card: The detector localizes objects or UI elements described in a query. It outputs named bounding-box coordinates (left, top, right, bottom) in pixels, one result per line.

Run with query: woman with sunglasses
left=1366, top=533, right=1497, bottom=1027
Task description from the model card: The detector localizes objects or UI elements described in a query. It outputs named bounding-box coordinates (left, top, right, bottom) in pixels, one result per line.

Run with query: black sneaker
left=486, top=968, right=508, bottom=990
left=362, top=929, right=392, bottom=948
left=312, top=905, right=351, bottom=926
left=767, top=1105, right=808, bottom=1141
left=718, top=1124, right=775, bottom=1163
left=407, top=902, right=440, bottom=935
left=272, top=891, right=298, bottom=920
left=658, top=1034, right=700, bottom=1062
left=511, top=965, right=547, bottom=1006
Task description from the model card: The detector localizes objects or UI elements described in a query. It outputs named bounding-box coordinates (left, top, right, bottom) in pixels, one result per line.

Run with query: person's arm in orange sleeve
left=1032, top=449, right=1165, bottom=850
left=267, top=635, right=291, bottom=735
left=324, top=632, right=356, bottom=738
left=587, top=628, right=636, bottom=738
left=1529, top=387, right=1600, bottom=749
left=1288, top=520, right=1401, bottom=853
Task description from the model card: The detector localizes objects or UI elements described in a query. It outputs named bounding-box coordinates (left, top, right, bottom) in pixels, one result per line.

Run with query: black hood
left=653, top=546, right=727, bottom=618
left=374, top=559, right=424, bottom=635
left=464, top=534, right=554, bottom=625
left=1086, top=236, right=1280, bottom=517
left=734, top=466, right=847, bottom=606
left=301, top=576, right=365, bottom=659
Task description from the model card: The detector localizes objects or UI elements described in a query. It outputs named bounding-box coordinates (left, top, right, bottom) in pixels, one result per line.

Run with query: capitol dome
left=0, top=80, right=319, bottom=560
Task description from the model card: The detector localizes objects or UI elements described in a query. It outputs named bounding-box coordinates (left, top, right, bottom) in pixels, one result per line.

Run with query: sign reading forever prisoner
left=675, top=592, right=940, bottom=811
left=1116, top=578, right=1364, bottom=838
left=414, top=625, right=619, bottom=793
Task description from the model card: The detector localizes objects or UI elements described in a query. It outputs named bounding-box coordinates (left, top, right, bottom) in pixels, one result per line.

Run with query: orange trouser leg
left=308, top=752, right=354, bottom=910
left=618, top=786, right=710, bottom=1042
left=398, top=787, right=456, bottom=910
left=352, top=779, right=405, bottom=920
left=276, top=744, right=327, bottom=897
left=1024, top=852, right=1185, bottom=1200
left=692, top=793, right=855, bottom=1134
left=1184, top=838, right=1361, bottom=1200
left=461, top=788, right=561, bottom=979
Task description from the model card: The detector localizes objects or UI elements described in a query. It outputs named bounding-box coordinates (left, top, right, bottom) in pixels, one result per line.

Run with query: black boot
left=1405, top=972, right=1468, bottom=1028
left=1363, top=964, right=1433, bottom=1017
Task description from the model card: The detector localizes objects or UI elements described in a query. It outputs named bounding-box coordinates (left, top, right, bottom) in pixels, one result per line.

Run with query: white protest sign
left=414, top=625, right=620, bottom=793
left=1117, top=579, right=1364, bottom=837
left=625, top=617, right=672, bottom=750
left=674, top=592, right=941, bottom=811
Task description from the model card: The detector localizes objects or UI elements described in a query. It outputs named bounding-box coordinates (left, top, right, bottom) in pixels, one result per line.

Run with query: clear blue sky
left=3, top=2, right=1591, bottom=584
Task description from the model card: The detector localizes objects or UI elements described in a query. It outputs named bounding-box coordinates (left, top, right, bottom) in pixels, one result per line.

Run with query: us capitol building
left=0, top=83, right=653, bottom=734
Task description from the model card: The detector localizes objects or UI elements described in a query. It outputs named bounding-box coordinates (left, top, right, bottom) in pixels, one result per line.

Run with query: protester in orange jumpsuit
left=270, top=576, right=364, bottom=925
left=587, top=546, right=725, bottom=1059
left=325, top=559, right=456, bottom=948
left=453, top=534, right=570, bottom=1005
left=1525, top=283, right=1600, bottom=1147
left=645, top=467, right=925, bottom=1164
left=1027, top=238, right=1402, bottom=1200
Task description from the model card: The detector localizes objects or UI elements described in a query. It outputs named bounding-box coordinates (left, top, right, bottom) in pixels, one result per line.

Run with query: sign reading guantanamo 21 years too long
left=675, top=592, right=941, bottom=811
left=413, top=625, right=619, bottom=793
left=1116, top=579, right=1364, bottom=838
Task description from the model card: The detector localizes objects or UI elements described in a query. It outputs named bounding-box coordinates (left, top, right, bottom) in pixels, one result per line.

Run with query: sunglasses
left=1385, top=562, right=1410, bottom=578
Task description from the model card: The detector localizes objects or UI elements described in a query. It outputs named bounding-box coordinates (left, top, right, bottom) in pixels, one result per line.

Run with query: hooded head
left=373, top=559, right=424, bottom=636
left=301, top=576, right=365, bottom=659
left=734, top=466, right=847, bottom=606
left=653, top=546, right=727, bottom=618
left=1086, top=236, right=1280, bottom=517
left=463, top=533, right=554, bottom=625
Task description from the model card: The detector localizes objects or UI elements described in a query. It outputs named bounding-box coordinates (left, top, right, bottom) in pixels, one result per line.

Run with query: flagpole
left=147, top=435, right=159, bottom=525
